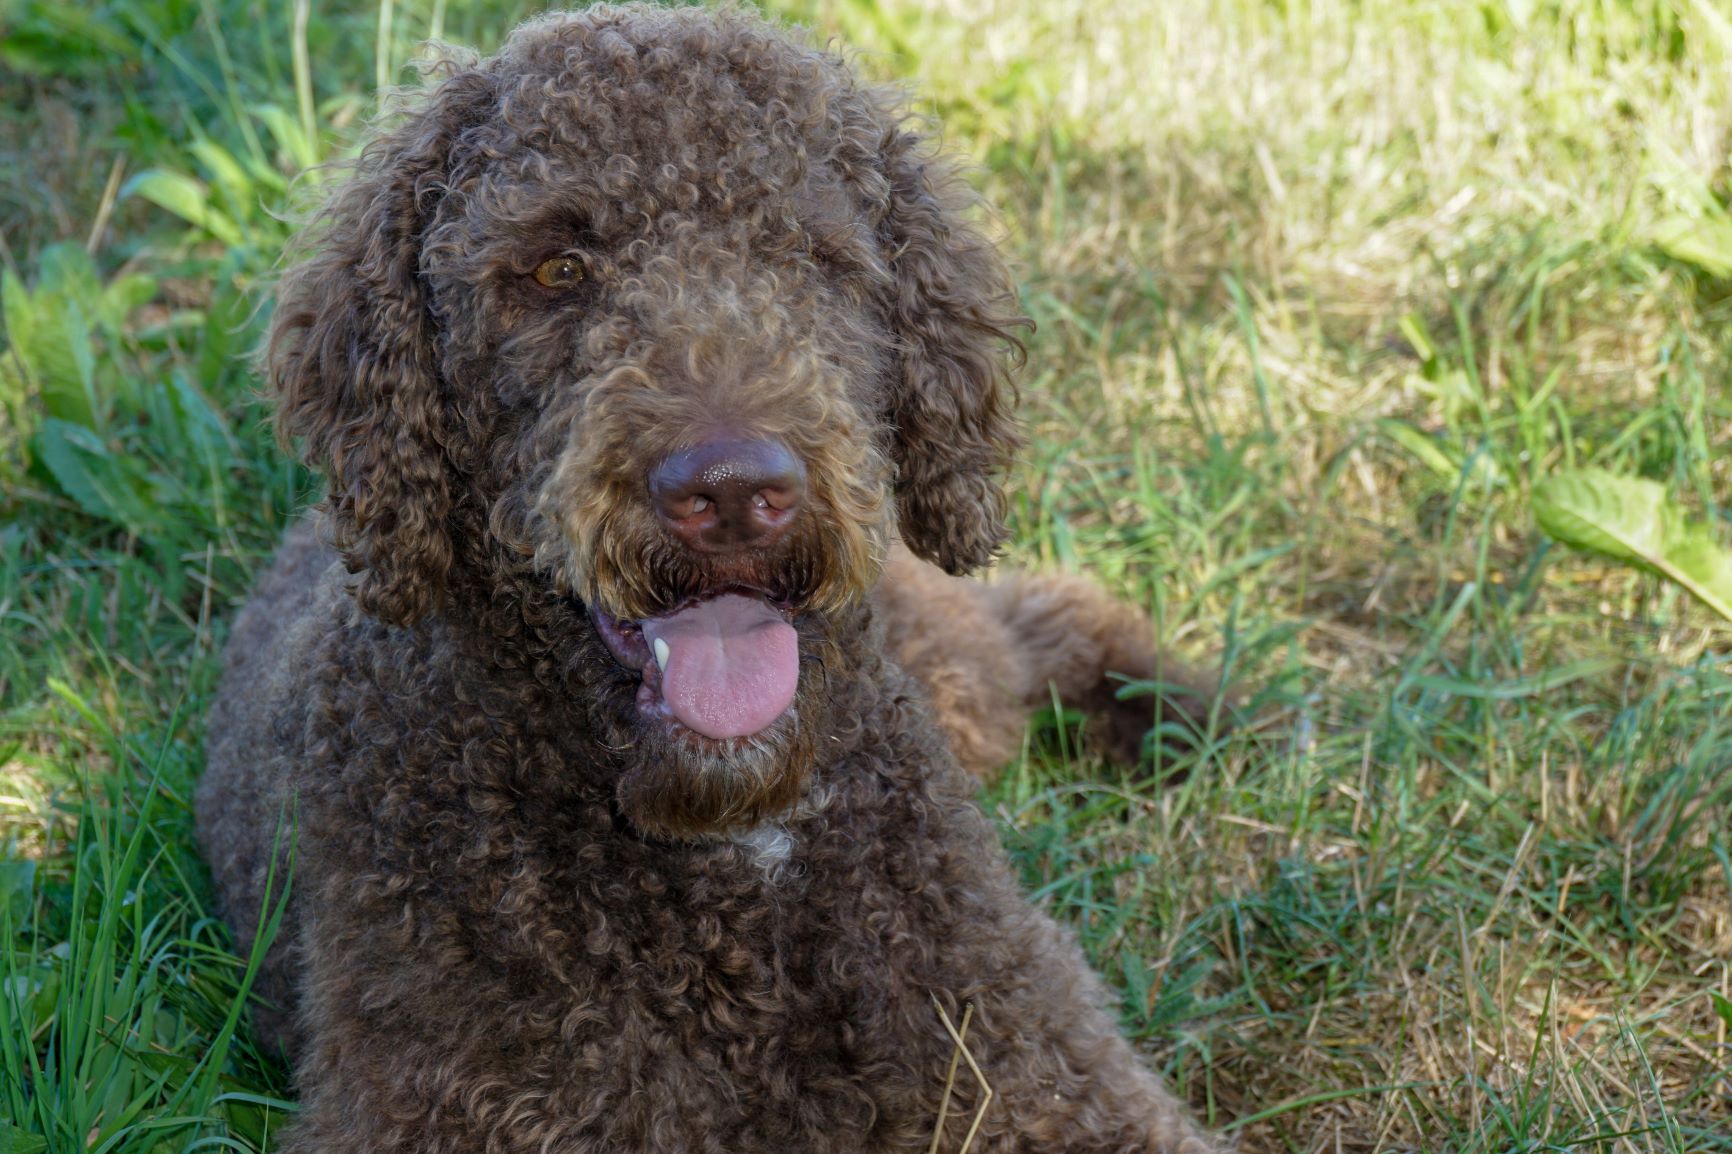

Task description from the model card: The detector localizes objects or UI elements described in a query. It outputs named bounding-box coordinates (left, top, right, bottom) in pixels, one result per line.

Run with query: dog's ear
left=877, top=129, right=1027, bottom=576
left=267, top=69, right=492, bottom=627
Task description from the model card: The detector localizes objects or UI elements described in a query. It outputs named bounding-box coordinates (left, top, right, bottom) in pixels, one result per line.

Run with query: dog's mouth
left=592, top=588, right=801, bottom=740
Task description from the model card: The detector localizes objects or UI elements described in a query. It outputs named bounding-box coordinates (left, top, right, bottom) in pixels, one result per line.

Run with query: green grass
left=3, top=0, right=1730, bottom=1150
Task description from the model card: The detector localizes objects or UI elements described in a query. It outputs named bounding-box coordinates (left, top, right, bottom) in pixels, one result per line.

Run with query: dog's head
left=269, top=4, right=1023, bottom=836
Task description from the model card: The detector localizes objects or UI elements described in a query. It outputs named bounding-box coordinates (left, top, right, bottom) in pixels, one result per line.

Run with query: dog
left=197, top=7, right=1227, bottom=1151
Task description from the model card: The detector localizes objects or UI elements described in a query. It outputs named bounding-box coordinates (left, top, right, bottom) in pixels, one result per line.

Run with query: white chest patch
left=731, top=822, right=795, bottom=876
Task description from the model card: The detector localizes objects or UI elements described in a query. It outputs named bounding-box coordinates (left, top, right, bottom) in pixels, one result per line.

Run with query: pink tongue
left=640, top=594, right=799, bottom=739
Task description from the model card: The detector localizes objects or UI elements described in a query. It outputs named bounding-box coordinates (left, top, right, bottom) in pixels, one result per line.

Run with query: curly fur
left=877, top=547, right=1221, bottom=778
left=197, top=7, right=1227, bottom=1152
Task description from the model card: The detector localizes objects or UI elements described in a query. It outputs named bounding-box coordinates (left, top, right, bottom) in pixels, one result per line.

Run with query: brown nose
left=649, top=435, right=806, bottom=552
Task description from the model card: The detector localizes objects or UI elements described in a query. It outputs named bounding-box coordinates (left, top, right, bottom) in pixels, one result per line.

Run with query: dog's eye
left=532, top=256, right=584, bottom=289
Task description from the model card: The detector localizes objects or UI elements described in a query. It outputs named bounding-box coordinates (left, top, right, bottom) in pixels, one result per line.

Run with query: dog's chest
left=449, top=819, right=939, bottom=1148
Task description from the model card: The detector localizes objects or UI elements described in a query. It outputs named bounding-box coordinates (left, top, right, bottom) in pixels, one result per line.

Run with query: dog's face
left=268, top=5, right=1023, bottom=837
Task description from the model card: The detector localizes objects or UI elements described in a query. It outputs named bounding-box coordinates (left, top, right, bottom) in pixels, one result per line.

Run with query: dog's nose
left=649, top=435, right=806, bottom=552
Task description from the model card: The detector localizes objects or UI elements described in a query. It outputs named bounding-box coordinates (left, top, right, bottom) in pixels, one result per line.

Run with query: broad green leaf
left=194, top=274, right=256, bottom=385
left=1533, top=468, right=1732, bottom=623
left=55, top=298, right=98, bottom=423
left=32, top=418, right=163, bottom=538
left=1534, top=470, right=1668, bottom=564
left=1, top=267, right=35, bottom=367
left=1, top=963, right=60, bottom=1037
left=98, top=274, right=157, bottom=333
left=254, top=104, right=322, bottom=173
left=1663, top=530, right=1732, bottom=618
left=35, top=417, right=121, bottom=523
left=33, top=242, right=100, bottom=304
left=1396, top=312, right=1435, bottom=364
left=0, top=1120, right=48, bottom=1154
left=1, top=247, right=111, bottom=429
left=1377, top=418, right=1459, bottom=479
left=0, top=356, right=30, bottom=435
left=1376, top=418, right=1501, bottom=486
left=19, top=302, right=99, bottom=430
left=122, top=169, right=246, bottom=247
left=1650, top=213, right=1732, bottom=279
left=191, top=137, right=262, bottom=220
left=0, top=858, right=33, bottom=917
left=0, top=271, right=38, bottom=436
left=168, top=368, right=230, bottom=452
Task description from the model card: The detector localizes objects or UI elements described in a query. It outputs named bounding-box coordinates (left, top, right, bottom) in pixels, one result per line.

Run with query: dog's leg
left=874, top=546, right=1030, bottom=777
left=876, top=549, right=1224, bottom=776
left=980, top=571, right=1222, bottom=767
left=910, top=799, right=1234, bottom=1153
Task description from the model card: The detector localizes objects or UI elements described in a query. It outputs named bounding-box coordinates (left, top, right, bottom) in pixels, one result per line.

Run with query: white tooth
left=652, top=637, right=670, bottom=672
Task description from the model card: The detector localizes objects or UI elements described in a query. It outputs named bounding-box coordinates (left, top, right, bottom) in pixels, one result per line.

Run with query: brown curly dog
left=196, top=7, right=1228, bottom=1152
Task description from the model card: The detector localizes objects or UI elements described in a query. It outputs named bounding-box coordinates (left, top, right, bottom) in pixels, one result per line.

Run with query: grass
left=2, top=0, right=1730, bottom=1149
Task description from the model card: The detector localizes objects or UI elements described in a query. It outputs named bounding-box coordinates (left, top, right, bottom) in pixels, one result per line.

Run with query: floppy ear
left=878, top=128, right=1026, bottom=576
left=267, top=70, right=492, bottom=626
